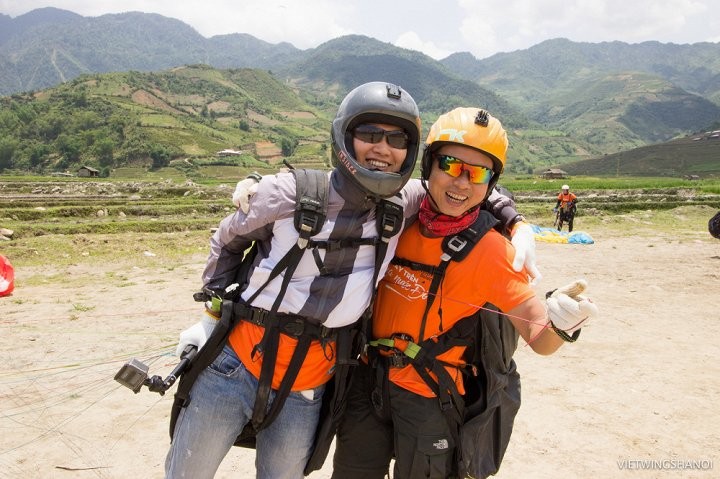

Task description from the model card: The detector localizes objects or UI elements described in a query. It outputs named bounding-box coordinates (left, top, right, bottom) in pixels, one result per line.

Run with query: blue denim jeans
left=165, top=345, right=325, bottom=479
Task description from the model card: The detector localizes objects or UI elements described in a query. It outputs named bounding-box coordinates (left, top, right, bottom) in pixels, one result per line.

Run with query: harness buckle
left=391, top=332, right=414, bottom=341
left=438, top=397, right=454, bottom=411
left=250, top=307, right=269, bottom=326
left=387, top=332, right=415, bottom=367
left=389, top=354, right=408, bottom=368
left=445, top=235, right=468, bottom=253
left=284, top=318, right=305, bottom=337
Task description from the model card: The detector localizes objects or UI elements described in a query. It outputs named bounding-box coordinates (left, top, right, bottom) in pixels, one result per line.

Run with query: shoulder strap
left=244, top=169, right=329, bottom=305
left=356, top=193, right=406, bottom=352
left=441, top=210, right=499, bottom=262
left=250, top=169, right=330, bottom=429
left=417, top=210, right=498, bottom=340
left=292, top=169, right=329, bottom=247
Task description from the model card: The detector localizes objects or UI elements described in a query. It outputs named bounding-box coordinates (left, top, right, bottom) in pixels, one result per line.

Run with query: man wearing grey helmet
left=166, top=82, right=425, bottom=479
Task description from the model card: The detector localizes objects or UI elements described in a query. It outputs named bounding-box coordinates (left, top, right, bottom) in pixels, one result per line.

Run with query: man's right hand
left=546, top=280, right=598, bottom=337
left=175, top=310, right=219, bottom=357
left=510, top=222, right=542, bottom=284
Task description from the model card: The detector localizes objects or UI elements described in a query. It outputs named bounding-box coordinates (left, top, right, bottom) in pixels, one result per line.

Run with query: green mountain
left=0, top=65, right=331, bottom=174
left=2, top=9, right=719, bottom=177
left=441, top=39, right=720, bottom=158
left=558, top=130, right=720, bottom=177
left=0, top=8, right=301, bottom=96
left=279, top=35, right=525, bottom=123
left=442, top=38, right=720, bottom=106
left=538, top=72, right=720, bottom=149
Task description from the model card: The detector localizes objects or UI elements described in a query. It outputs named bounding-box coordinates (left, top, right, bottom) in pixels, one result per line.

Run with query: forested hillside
left=0, top=66, right=330, bottom=175
left=1, top=8, right=719, bottom=177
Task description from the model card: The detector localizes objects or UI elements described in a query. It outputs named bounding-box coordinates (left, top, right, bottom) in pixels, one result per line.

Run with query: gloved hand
left=510, top=222, right=542, bottom=284
left=175, top=310, right=219, bottom=357
left=553, top=207, right=558, bottom=213
left=546, top=280, right=598, bottom=340
left=232, top=177, right=260, bottom=213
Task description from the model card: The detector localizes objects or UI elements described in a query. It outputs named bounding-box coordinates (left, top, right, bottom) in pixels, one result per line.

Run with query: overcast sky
left=2, top=0, right=719, bottom=60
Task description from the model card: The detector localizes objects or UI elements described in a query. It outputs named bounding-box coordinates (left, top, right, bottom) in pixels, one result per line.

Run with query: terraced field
left=2, top=177, right=719, bottom=240
left=1, top=179, right=234, bottom=238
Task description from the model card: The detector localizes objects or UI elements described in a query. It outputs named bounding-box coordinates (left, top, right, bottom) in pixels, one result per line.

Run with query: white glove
left=232, top=178, right=260, bottom=213
left=546, top=279, right=598, bottom=338
left=511, top=222, right=542, bottom=284
left=175, top=310, right=219, bottom=357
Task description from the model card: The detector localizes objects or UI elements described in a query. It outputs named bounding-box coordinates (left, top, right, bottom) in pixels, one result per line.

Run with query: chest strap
left=233, top=302, right=335, bottom=340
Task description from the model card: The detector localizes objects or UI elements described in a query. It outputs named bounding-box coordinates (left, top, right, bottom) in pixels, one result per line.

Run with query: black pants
left=559, top=209, right=575, bottom=232
left=332, top=362, right=456, bottom=479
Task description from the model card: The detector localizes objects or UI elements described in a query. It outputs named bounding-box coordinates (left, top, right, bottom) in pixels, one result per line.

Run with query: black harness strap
left=170, top=293, right=244, bottom=439
left=304, top=193, right=405, bottom=475
left=249, top=169, right=328, bottom=431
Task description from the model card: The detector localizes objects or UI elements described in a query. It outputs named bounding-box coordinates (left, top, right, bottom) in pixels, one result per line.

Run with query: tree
left=0, top=137, right=18, bottom=170
left=36, top=114, right=65, bottom=141
left=94, top=138, right=115, bottom=167
left=29, top=142, right=50, bottom=168
left=281, top=137, right=298, bottom=156
left=56, top=134, right=83, bottom=163
left=150, top=144, right=172, bottom=169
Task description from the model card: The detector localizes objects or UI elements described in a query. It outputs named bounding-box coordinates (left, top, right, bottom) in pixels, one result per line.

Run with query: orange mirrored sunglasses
left=435, top=154, right=494, bottom=184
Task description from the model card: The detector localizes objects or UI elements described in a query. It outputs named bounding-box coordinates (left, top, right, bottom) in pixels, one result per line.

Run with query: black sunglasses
left=353, top=125, right=409, bottom=149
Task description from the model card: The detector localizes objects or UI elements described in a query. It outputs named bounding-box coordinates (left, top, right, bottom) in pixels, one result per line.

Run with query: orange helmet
left=421, top=107, right=508, bottom=183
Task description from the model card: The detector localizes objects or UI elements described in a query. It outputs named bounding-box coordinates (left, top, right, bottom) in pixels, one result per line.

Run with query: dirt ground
left=1, top=223, right=719, bottom=478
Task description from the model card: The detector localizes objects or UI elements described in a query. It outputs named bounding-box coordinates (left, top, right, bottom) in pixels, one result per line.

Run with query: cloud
left=2, top=0, right=717, bottom=59
left=173, top=0, right=354, bottom=47
left=394, top=31, right=454, bottom=60
left=457, top=0, right=714, bottom=59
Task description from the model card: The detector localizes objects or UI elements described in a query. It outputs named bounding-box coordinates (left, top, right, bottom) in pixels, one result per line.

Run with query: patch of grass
left=2, top=231, right=211, bottom=268
left=502, top=176, right=720, bottom=192
left=72, top=303, right=95, bottom=312
left=553, top=204, right=716, bottom=238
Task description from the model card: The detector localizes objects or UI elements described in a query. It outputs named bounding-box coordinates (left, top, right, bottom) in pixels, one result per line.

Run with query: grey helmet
left=331, top=82, right=421, bottom=199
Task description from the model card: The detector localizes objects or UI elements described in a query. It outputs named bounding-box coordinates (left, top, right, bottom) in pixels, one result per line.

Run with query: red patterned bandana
left=418, top=196, right=479, bottom=237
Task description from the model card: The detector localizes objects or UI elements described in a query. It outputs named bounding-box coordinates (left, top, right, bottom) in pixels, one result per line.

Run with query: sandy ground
left=1, top=225, right=719, bottom=479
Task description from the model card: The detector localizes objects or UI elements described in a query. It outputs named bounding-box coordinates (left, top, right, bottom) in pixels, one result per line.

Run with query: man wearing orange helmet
left=332, top=108, right=598, bottom=479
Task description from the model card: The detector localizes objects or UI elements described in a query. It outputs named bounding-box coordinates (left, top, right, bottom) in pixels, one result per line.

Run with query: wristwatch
left=509, top=214, right=526, bottom=229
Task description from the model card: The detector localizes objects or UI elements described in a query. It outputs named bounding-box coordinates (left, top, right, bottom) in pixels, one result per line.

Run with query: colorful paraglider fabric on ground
left=530, top=224, right=594, bottom=244
left=1, top=254, right=15, bottom=297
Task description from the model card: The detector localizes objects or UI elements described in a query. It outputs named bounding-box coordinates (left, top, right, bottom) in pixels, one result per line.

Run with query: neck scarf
left=418, top=196, right=479, bottom=237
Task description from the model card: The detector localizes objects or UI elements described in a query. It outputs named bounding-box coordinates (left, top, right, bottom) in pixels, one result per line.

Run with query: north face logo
left=433, top=439, right=449, bottom=450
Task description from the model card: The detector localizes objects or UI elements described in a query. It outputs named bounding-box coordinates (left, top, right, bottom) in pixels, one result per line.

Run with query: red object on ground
left=0, top=254, right=14, bottom=297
